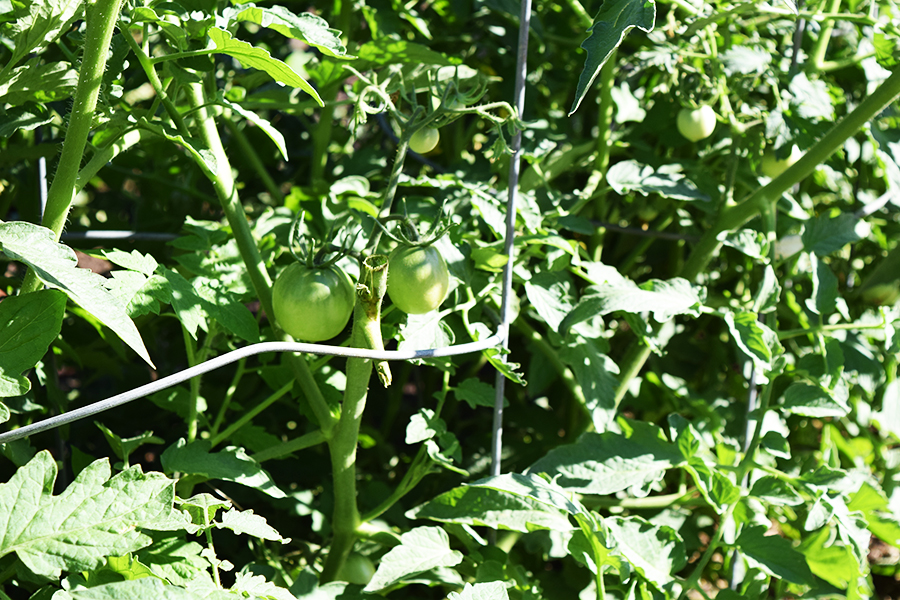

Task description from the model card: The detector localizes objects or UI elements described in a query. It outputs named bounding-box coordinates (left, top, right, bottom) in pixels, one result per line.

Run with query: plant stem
left=251, top=430, right=327, bottom=462
left=210, top=358, right=246, bottom=438
left=20, top=0, right=125, bottom=294
left=184, top=79, right=337, bottom=435
left=182, top=326, right=201, bottom=442
left=122, top=29, right=190, bottom=136
left=210, top=380, right=293, bottom=448
left=320, top=256, right=389, bottom=583
left=808, top=0, right=842, bottom=72
left=223, top=116, right=284, bottom=203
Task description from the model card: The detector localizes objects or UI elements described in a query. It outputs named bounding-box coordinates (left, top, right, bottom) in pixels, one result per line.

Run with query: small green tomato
left=676, top=105, right=717, bottom=142
left=337, top=553, right=376, bottom=585
left=409, top=127, right=440, bottom=154
left=760, top=145, right=802, bottom=178
left=388, top=245, right=450, bottom=314
left=272, top=263, right=355, bottom=341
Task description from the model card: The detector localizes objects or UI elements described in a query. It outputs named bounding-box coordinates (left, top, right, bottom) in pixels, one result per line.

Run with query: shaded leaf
left=607, top=160, right=710, bottom=202
left=364, top=527, right=463, bottom=592
left=0, top=289, right=65, bottom=398
left=736, top=525, right=815, bottom=584
left=569, top=0, right=655, bottom=115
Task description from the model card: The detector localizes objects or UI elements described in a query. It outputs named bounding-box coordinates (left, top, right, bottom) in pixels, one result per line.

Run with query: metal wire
left=0, top=335, right=504, bottom=445
left=491, top=0, right=532, bottom=478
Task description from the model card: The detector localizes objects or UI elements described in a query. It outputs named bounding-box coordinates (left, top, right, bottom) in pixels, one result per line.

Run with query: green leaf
left=0, top=289, right=65, bottom=398
left=0, top=451, right=183, bottom=579
left=873, top=380, right=900, bottom=441
left=724, top=311, right=781, bottom=373
left=606, top=160, right=710, bottom=202
left=137, top=119, right=218, bottom=178
left=0, top=61, right=77, bottom=104
left=103, top=249, right=159, bottom=276
left=208, top=28, right=323, bottom=106
left=801, top=212, right=869, bottom=256
left=407, top=473, right=578, bottom=533
left=223, top=4, right=352, bottom=59
left=607, top=516, right=686, bottom=591
left=354, top=35, right=461, bottom=67
left=684, top=458, right=740, bottom=513
left=718, top=229, right=770, bottom=260
left=558, top=338, right=620, bottom=431
left=736, top=525, right=815, bottom=584
left=526, top=419, right=683, bottom=496
left=0, top=221, right=154, bottom=368
left=94, top=423, right=164, bottom=464
left=753, top=265, right=781, bottom=313
left=364, top=526, right=463, bottom=592
left=161, top=439, right=286, bottom=498
left=0, top=102, right=54, bottom=137
left=524, top=271, right=576, bottom=331
left=569, top=0, right=655, bottom=115
left=6, top=0, right=83, bottom=68
left=453, top=378, right=502, bottom=410
left=721, top=46, right=771, bottom=76
left=789, top=72, right=835, bottom=121
left=561, top=277, right=704, bottom=334
left=222, top=97, right=288, bottom=161
left=806, top=258, right=838, bottom=316
left=447, top=582, right=510, bottom=600
left=781, top=382, right=850, bottom=418
left=217, top=508, right=290, bottom=543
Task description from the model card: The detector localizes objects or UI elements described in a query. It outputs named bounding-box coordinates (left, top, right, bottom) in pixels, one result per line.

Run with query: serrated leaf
left=103, top=249, right=159, bottom=276
left=0, top=289, right=65, bottom=398
left=561, top=277, right=704, bottom=333
left=453, top=378, right=501, bottom=410
left=569, top=0, right=655, bottom=115
left=558, top=338, right=620, bottom=432
left=782, top=382, right=850, bottom=418
left=606, top=160, right=710, bottom=201
left=524, top=271, right=575, bottom=331
left=448, top=582, right=510, bottom=600
left=7, top=0, right=83, bottom=68
left=0, top=222, right=154, bottom=368
left=223, top=4, right=351, bottom=59
left=721, top=46, right=771, bottom=76
left=364, top=527, right=463, bottom=592
left=0, top=102, right=54, bottom=137
left=208, top=28, right=323, bottom=106
left=806, top=258, right=838, bottom=316
left=607, top=516, right=686, bottom=590
left=217, top=508, right=289, bottom=543
left=0, top=451, right=181, bottom=579
left=789, top=72, right=835, bottom=121
left=161, top=439, right=286, bottom=498
left=801, top=212, right=869, bottom=256
left=526, top=420, right=683, bottom=496
left=724, top=311, right=781, bottom=373
left=407, top=474, right=577, bottom=533
left=0, top=61, right=77, bottom=104
left=737, top=525, right=815, bottom=584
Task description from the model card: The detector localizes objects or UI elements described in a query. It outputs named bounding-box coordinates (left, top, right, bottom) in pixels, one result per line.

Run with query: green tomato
left=388, top=245, right=450, bottom=314
left=761, top=145, right=802, bottom=178
left=272, top=263, right=355, bottom=341
left=337, top=553, right=376, bottom=585
left=409, top=127, right=440, bottom=154
left=676, top=105, right=717, bottom=142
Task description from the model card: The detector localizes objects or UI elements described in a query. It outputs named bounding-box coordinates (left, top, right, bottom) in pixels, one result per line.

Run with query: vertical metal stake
left=491, top=0, right=533, bottom=479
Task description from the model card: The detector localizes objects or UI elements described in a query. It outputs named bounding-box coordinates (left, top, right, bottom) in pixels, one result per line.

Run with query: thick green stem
left=20, top=0, right=125, bottom=294
left=320, top=256, right=389, bottom=583
left=184, top=80, right=337, bottom=435
left=182, top=327, right=201, bottom=442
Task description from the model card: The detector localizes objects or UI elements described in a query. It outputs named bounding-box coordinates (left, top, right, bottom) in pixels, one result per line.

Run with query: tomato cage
left=0, top=1, right=535, bottom=479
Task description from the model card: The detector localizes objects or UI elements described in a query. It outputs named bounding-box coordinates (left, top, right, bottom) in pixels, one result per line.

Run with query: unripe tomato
left=761, top=145, right=802, bottom=178
left=409, top=127, right=440, bottom=154
left=272, top=263, right=354, bottom=341
left=388, top=245, right=450, bottom=314
left=337, top=553, right=376, bottom=585
left=676, top=106, right=717, bottom=142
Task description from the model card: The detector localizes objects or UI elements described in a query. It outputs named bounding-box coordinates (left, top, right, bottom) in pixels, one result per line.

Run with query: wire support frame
left=2, top=12, right=533, bottom=455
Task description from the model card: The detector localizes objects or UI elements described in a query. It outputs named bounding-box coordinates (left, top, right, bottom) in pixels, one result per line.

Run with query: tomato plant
left=387, top=245, right=450, bottom=314
left=676, top=105, right=716, bottom=142
left=272, top=262, right=355, bottom=341
left=2, top=0, right=900, bottom=599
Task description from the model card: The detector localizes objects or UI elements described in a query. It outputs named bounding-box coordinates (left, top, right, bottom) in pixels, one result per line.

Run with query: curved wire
left=0, top=335, right=503, bottom=446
